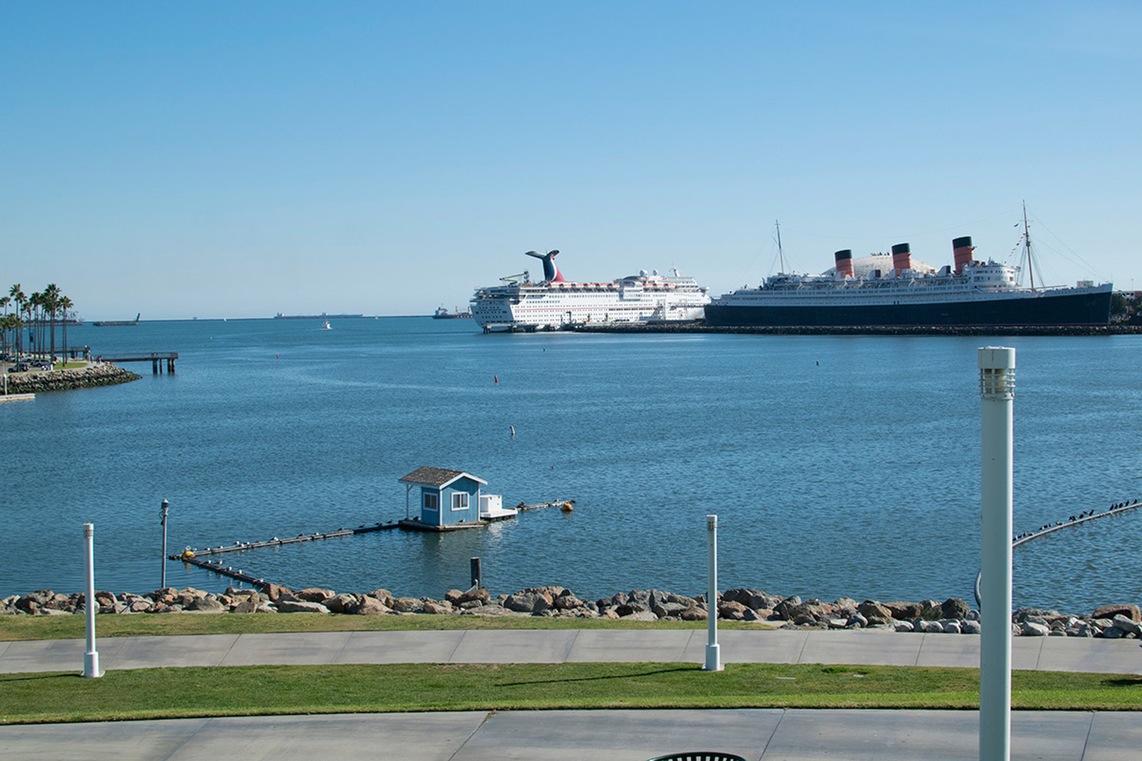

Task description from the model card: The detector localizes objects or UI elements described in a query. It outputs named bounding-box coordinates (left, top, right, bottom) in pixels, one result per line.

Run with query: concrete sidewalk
left=1, top=628, right=1139, bottom=674
left=1, top=709, right=1138, bottom=760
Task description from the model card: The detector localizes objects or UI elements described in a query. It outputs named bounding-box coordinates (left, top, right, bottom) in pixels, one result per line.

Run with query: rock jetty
left=5, top=363, right=139, bottom=393
left=3, top=586, right=1140, bottom=639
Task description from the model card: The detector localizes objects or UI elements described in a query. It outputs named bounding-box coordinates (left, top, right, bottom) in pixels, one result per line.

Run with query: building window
left=451, top=492, right=469, bottom=511
left=423, top=492, right=438, bottom=510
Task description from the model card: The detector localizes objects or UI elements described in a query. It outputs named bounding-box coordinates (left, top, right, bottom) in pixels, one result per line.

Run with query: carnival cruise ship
left=471, top=250, right=710, bottom=332
left=705, top=227, right=1112, bottom=328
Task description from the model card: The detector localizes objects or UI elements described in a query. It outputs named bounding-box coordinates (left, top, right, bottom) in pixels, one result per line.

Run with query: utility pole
left=978, top=347, right=1015, bottom=761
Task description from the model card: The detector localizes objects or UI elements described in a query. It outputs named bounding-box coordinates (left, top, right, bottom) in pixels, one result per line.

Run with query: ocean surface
left=2, top=317, right=1140, bottom=613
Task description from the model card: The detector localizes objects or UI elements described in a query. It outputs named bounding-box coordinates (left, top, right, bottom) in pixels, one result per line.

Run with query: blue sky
left=3, top=2, right=1140, bottom=318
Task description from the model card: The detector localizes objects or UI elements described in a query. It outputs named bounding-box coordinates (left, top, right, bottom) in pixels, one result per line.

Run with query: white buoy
left=979, top=346, right=1015, bottom=761
left=704, top=514, right=722, bottom=671
left=82, top=523, right=103, bottom=678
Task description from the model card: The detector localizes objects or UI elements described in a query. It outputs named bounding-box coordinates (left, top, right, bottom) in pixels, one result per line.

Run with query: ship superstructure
left=471, top=250, right=710, bottom=332
left=706, top=226, right=1112, bottom=327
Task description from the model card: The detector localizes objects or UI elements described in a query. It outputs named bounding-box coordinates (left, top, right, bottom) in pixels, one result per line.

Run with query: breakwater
left=4, top=585, right=1139, bottom=639
left=4, top=363, right=140, bottom=393
left=571, top=322, right=1142, bottom=336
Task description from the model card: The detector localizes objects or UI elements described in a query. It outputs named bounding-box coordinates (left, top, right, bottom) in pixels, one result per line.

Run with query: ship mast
left=1022, top=201, right=1036, bottom=291
left=775, top=220, right=786, bottom=273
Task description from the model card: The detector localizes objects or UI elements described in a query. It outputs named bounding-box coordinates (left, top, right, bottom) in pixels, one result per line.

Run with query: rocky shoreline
left=4, top=362, right=140, bottom=393
left=4, top=585, right=1140, bottom=639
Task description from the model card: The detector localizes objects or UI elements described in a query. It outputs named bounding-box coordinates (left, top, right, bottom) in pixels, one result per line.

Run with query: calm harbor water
left=2, top=317, right=1140, bottom=612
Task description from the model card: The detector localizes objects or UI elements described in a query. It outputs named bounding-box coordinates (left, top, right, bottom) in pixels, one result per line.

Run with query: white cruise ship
left=470, top=250, right=710, bottom=332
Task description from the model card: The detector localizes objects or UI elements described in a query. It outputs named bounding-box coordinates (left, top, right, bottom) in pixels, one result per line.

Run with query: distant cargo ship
left=471, top=250, right=710, bottom=332
left=273, top=312, right=364, bottom=320
left=433, top=306, right=472, bottom=320
left=705, top=213, right=1112, bottom=328
left=92, top=313, right=140, bottom=327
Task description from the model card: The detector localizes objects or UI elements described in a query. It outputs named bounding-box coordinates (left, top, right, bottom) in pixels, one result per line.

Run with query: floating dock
left=0, top=393, right=35, bottom=404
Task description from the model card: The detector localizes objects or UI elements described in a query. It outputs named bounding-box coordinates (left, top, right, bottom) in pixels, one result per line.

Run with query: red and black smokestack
left=952, top=236, right=974, bottom=275
left=834, top=249, right=854, bottom=278
left=891, top=243, right=911, bottom=274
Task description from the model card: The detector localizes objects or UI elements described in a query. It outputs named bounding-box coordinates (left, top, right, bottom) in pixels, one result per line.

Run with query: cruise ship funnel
left=834, top=250, right=854, bottom=278
left=953, top=236, right=974, bottom=275
left=524, top=250, right=565, bottom=283
left=891, top=243, right=911, bottom=273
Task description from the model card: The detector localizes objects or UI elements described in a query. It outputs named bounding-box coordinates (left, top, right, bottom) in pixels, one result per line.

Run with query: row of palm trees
left=2, top=283, right=77, bottom=363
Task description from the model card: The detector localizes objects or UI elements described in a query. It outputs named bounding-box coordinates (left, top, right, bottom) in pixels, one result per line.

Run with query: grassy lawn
left=1, top=663, right=1137, bottom=724
left=54, top=361, right=88, bottom=370
left=0, top=613, right=777, bottom=641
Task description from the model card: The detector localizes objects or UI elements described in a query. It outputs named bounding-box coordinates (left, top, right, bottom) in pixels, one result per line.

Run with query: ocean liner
left=470, top=250, right=710, bottom=332
left=705, top=216, right=1112, bottom=327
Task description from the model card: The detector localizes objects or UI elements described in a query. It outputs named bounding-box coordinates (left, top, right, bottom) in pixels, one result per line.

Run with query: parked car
left=8, top=362, right=30, bottom=373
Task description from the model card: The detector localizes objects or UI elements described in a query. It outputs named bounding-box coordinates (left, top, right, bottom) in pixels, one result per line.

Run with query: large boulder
left=295, top=587, right=336, bottom=603
left=355, top=596, right=391, bottom=616
left=275, top=599, right=331, bottom=614
left=1092, top=604, right=1141, bottom=623
left=717, top=601, right=749, bottom=620
left=884, top=601, right=922, bottom=620
left=325, top=594, right=360, bottom=614
left=940, top=598, right=970, bottom=620
left=504, top=588, right=554, bottom=614
left=1020, top=621, right=1050, bottom=637
left=392, top=597, right=423, bottom=613
left=186, top=596, right=226, bottom=613
left=857, top=600, right=894, bottom=622
left=421, top=600, right=453, bottom=615
left=370, top=589, right=395, bottom=607
left=1111, top=614, right=1142, bottom=637
left=773, top=595, right=802, bottom=620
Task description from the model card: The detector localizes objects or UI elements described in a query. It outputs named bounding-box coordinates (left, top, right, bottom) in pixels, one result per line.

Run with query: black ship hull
left=705, top=289, right=1112, bottom=327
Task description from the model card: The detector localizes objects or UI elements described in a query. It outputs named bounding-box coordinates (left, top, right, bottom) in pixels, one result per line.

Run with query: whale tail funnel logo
left=524, top=250, right=564, bottom=282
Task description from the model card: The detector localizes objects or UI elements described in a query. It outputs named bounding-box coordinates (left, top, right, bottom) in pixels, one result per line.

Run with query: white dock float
left=0, top=393, right=35, bottom=404
left=479, top=494, right=518, bottom=521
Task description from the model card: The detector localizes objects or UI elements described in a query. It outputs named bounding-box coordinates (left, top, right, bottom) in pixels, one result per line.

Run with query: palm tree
left=9, top=284, right=24, bottom=357
left=43, top=283, right=61, bottom=361
left=0, top=296, right=9, bottom=355
left=59, top=294, right=74, bottom=362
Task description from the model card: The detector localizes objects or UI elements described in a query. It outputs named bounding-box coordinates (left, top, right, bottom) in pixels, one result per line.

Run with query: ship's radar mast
left=775, top=220, right=786, bottom=274
left=1023, top=201, right=1036, bottom=291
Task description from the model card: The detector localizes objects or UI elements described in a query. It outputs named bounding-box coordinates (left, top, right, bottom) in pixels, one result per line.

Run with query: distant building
left=399, top=466, right=515, bottom=529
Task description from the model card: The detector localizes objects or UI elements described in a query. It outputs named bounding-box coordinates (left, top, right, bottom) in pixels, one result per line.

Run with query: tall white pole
left=160, top=498, right=170, bottom=589
left=704, top=514, right=722, bottom=671
left=82, top=522, right=103, bottom=678
left=978, top=346, right=1015, bottom=761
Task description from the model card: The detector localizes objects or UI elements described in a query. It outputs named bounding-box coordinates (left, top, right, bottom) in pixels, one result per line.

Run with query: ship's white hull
left=472, top=281, right=709, bottom=332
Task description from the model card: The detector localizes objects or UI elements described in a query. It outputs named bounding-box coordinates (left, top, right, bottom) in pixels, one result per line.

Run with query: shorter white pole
left=83, top=522, right=102, bottom=678
left=704, top=514, right=722, bottom=671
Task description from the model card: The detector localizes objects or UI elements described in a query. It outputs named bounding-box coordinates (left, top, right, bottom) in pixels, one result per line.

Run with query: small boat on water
left=321, top=319, right=332, bottom=331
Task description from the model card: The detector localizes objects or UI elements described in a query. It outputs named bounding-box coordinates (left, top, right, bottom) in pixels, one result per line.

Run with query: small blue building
left=400, top=466, right=489, bottom=529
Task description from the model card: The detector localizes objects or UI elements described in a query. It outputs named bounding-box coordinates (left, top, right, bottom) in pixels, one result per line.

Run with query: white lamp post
left=83, top=522, right=103, bottom=678
left=704, top=514, right=722, bottom=672
left=978, top=346, right=1015, bottom=761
